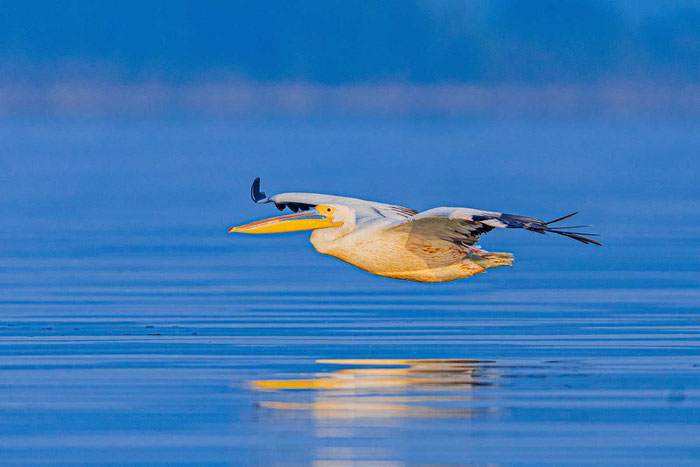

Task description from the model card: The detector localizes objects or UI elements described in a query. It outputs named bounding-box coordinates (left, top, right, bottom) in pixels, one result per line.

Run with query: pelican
left=229, top=178, right=600, bottom=283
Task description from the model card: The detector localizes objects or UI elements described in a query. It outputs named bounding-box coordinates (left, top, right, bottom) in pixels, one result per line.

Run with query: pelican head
left=229, top=204, right=346, bottom=234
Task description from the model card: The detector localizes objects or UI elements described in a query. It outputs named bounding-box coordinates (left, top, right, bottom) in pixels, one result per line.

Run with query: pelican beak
left=229, top=208, right=342, bottom=234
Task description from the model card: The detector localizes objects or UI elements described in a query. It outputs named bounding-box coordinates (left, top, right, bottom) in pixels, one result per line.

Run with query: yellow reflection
left=251, top=358, right=494, bottom=419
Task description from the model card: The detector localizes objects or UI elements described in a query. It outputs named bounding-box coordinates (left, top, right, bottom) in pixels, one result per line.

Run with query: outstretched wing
left=389, top=207, right=601, bottom=246
left=249, top=177, right=418, bottom=220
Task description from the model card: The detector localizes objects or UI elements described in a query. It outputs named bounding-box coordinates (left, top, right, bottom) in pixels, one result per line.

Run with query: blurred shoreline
left=1, top=81, right=698, bottom=118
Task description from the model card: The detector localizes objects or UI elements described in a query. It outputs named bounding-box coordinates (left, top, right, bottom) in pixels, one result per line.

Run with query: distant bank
left=1, top=81, right=698, bottom=118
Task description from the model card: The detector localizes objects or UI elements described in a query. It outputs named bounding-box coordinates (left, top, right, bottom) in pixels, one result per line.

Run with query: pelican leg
left=464, top=250, right=514, bottom=269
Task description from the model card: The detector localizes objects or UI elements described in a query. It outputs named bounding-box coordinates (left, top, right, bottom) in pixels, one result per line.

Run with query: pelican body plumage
left=229, top=178, right=600, bottom=283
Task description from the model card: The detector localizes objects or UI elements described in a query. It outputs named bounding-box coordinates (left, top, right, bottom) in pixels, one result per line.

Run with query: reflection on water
left=252, top=359, right=506, bottom=418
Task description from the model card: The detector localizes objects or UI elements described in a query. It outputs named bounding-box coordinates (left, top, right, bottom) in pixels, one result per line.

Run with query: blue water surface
left=0, top=116, right=699, bottom=464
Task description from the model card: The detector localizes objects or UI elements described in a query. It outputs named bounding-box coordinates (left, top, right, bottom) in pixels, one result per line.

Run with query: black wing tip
left=538, top=210, right=601, bottom=245
left=503, top=210, right=601, bottom=246
left=546, top=211, right=579, bottom=225
left=251, top=177, right=267, bottom=203
left=547, top=229, right=602, bottom=246
left=250, top=178, right=315, bottom=213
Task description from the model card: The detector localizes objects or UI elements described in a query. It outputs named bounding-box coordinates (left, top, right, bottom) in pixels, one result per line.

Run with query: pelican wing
left=250, top=178, right=418, bottom=220
left=389, top=207, right=601, bottom=246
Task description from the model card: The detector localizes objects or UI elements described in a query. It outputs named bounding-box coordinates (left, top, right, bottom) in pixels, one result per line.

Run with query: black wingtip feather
left=550, top=230, right=602, bottom=246
left=546, top=211, right=579, bottom=225
left=500, top=211, right=601, bottom=246
left=527, top=211, right=601, bottom=245
left=546, top=225, right=592, bottom=230
left=251, top=177, right=267, bottom=203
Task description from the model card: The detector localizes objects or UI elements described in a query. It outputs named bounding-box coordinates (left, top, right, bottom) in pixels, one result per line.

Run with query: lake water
left=1, top=117, right=698, bottom=464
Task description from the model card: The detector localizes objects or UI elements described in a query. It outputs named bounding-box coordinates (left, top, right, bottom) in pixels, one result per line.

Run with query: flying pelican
left=229, top=178, right=600, bottom=283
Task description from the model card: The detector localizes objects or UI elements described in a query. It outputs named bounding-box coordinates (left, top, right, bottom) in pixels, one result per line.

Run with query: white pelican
left=229, top=178, right=600, bottom=283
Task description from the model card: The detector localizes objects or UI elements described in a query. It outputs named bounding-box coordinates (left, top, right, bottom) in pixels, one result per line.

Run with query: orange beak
left=229, top=208, right=342, bottom=234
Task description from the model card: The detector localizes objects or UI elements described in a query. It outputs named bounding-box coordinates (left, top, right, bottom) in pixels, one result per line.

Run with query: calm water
left=1, top=117, right=699, bottom=465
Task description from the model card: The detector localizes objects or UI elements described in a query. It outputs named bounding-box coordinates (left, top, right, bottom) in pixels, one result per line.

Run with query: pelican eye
left=317, top=205, right=334, bottom=216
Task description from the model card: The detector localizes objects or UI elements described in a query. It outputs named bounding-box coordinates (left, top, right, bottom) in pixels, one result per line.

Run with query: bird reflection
left=251, top=359, right=499, bottom=418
